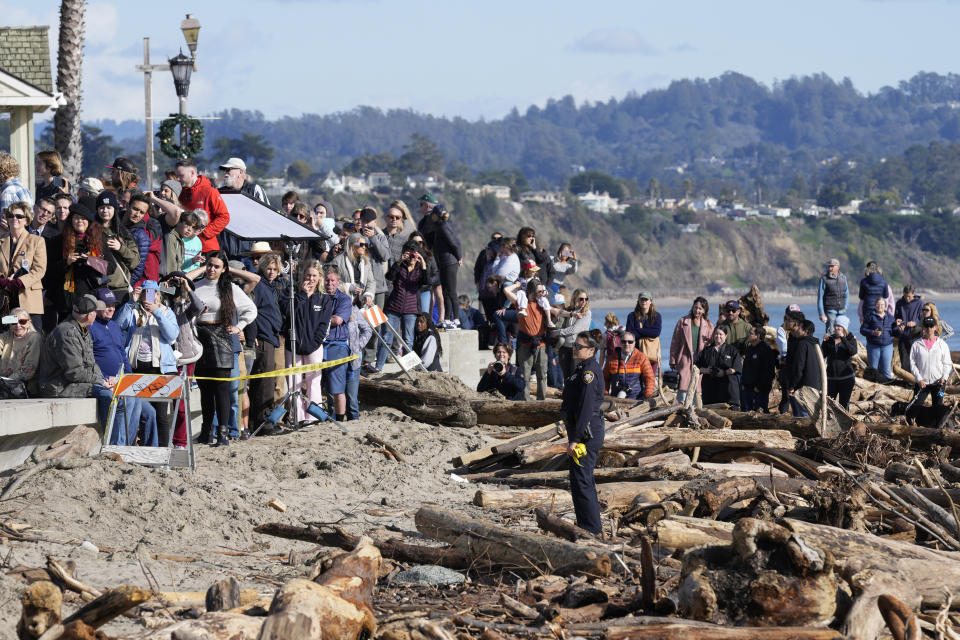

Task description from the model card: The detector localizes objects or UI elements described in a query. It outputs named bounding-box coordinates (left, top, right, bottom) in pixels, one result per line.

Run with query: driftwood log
left=258, top=536, right=379, bottom=640
left=473, top=480, right=687, bottom=511
left=359, top=376, right=566, bottom=427
left=476, top=451, right=693, bottom=488
left=415, top=505, right=611, bottom=576
left=516, top=429, right=795, bottom=466
left=253, top=522, right=472, bottom=570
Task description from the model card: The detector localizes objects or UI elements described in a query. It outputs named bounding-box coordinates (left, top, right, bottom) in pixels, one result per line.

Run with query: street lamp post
left=135, top=14, right=201, bottom=187
left=168, top=51, right=193, bottom=150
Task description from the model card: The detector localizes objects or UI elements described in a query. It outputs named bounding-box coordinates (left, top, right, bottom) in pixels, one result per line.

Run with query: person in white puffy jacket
left=907, top=316, right=954, bottom=424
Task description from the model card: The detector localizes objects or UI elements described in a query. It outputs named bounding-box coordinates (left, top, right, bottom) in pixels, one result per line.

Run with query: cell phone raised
left=145, top=289, right=156, bottom=304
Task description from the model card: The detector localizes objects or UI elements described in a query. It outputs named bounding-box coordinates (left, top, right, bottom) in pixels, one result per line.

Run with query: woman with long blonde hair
left=384, top=200, right=412, bottom=264
left=920, top=301, right=954, bottom=339
left=555, top=288, right=592, bottom=377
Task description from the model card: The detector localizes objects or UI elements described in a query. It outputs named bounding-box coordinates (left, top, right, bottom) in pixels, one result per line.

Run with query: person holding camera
left=49, top=203, right=117, bottom=321
left=330, top=233, right=376, bottom=308
left=115, top=280, right=180, bottom=447
left=477, top=342, right=525, bottom=400
left=907, top=315, right=954, bottom=424
left=550, top=243, right=578, bottom=297
left=821, top=315, right=858, bottom=410
left=603, top=330, right=655, bottom=400
left=695, top=324, right=742, bottom=408
left=371, top=241, right=428, bottom=373
left=95, top=190, right=140, bottom=305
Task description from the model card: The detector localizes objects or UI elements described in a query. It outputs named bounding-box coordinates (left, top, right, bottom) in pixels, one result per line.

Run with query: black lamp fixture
left=169, top=50, right=193, bottom=98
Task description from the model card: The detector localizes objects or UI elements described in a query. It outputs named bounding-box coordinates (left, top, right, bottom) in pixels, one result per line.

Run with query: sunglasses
left=296, top=214, right=308, bottom=220
left=4, top=213, right=26, bottom=220
left=623, top=340, right=635, bottom=344
left=577, top=297, right=588, bottom=302
left=16, top=319, right=29, bottom=326
left=388, top=215, right=402, bottom=220
left=572, top=344, right=591, bottom=351
left=355, top=243, right=368, bottom=248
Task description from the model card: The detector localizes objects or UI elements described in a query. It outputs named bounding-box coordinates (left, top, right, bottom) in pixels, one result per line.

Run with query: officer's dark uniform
left=560, top=352, right=605, bottom=534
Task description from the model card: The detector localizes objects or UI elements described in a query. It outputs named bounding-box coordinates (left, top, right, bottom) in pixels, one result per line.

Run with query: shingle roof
left=0, top=26, right=53, bottom=95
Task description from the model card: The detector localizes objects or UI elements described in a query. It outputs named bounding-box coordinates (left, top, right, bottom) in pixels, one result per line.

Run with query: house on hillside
left=343, top=175, right=370, bottom=194
left=368, top=172, right=391, bottom=188
left=579, top=190, right=626, bottom=214
left=0, top=26, right=61, bottom=194
left=520, top=190, right=565, bottom=205
left=321, top=171, right=345, bottom=194
left=481, top=184, right=511, bottom=200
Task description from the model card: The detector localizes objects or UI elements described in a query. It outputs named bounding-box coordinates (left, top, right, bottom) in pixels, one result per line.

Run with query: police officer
left=560, top=331, right=605, bottom=534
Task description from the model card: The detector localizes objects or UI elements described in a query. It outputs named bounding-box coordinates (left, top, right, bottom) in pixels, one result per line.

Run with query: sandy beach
left=0, top=404, right=502, bottom=638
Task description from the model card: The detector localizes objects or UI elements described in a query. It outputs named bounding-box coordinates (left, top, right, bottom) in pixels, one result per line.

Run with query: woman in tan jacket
left=0, top=202, right=46, bottom=328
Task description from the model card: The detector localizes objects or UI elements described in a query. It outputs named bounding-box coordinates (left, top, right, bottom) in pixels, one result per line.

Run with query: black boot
left=212, top=424, right=229, bottom=447
left=199, top=424, right=215, bottom=445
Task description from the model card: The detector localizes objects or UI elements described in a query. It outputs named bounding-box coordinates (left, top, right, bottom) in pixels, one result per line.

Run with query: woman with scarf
left=330, top=233, right=375, bottom=308
left=50, top=203, right=116, bottom=320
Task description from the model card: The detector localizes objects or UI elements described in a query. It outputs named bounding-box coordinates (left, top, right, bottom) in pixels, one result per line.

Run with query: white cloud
left=568, top=28, right=660, bottom=55
left=85, top=2, right=118, bottom=46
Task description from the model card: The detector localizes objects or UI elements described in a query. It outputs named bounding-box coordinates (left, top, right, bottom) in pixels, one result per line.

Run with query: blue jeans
left=867, top=343, right=894, bottom=379
left=92, top=384, right=115, bottom=432
left=824, top=310, right=844, bottom=334
left=491, top=309, right=519, bottom=344
left=228, top=351, right=240, bottom=437
left=418, top=290, right=432, bottom=316
left=741, top=388, right=770, bottom=413
left=376, top=312, right=417, bottom=370
left=346, top=366, right=359, bottom=420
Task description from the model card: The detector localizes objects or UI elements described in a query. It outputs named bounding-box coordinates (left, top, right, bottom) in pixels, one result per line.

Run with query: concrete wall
left=0, top=399, right=98, bottom=471
left=439, top=330, right=489, bottom=390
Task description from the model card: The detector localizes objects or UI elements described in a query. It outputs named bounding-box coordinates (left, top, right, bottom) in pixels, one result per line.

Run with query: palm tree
left=53, top=0, right=85, bottom=184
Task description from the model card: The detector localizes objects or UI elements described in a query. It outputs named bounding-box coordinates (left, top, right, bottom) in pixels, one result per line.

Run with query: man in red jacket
left=175, top=158, right=229, bottom=252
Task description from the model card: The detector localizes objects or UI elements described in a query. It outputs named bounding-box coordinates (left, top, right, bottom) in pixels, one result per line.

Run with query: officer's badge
left=583, top=371, right=595, bottom=384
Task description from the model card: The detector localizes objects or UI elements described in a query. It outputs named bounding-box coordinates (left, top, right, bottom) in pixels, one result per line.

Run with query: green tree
left=343, top=151, right=395, bottom=176
left=78, top=126, right=121, bottom=177
left=477, top=193, right=500, bottom=222
left=673, top=208, right=697, bottom=225
left=396, top=133, right=444, bottom=176
left=568, top=171, right=624, bottom=199
left=286, top=159, right=313, bottom=186
left=445, top=161, right=472, bottom=183
left=212, top=133, right=275, bottom=175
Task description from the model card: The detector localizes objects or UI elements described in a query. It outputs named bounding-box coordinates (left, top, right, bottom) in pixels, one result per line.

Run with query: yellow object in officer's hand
left=571, top=443, right=587, bottom=466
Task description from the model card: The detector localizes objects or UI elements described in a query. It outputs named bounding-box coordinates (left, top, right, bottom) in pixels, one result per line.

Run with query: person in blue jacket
left=321, top=265, right=355, bottom=422
left=860, top=297, right=896, bottom=380
left=477, top=342, right=526, bottom=400
left=89, top=288, right=158, bottom=446
left=560, top=331, right=606, bottom=535
left=116, top=279, right=180, bottom=447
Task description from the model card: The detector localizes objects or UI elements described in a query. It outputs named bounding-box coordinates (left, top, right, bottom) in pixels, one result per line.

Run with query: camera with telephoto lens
left=611, top=377, right=628, bottom=398
left=493, top=361, right=505, bottom=374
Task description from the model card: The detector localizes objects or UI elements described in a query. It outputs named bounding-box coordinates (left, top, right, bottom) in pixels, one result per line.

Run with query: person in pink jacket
left=669, top=296, right=714, bottom=403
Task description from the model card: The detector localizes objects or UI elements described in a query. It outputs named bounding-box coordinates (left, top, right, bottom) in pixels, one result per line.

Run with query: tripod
left=251, top=237, right=343, bottom=436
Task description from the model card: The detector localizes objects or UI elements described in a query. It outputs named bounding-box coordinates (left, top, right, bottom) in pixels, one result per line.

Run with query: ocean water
left=591, top=300, right=960, bottom=365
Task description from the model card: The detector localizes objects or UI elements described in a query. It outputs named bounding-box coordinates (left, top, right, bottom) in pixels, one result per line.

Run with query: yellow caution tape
left=190, top=354, right=359, bottom=382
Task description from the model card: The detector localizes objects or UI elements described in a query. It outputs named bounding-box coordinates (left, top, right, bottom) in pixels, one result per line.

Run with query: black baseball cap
left=106, top=157, right=137, bottom=174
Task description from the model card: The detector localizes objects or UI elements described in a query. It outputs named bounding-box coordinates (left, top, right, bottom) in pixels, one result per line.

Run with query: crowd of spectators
left=0, top=148, right=954, bottom=450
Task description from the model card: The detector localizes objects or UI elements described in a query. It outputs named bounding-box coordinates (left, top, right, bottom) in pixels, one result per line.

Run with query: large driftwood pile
left=15, top=538, right=380, bottom=640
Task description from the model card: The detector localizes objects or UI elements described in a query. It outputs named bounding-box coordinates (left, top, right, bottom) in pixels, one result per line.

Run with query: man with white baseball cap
left=218, top=157, right=269, bottom=206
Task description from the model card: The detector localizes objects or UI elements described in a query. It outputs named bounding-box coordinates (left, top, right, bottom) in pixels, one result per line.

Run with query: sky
left=8, top=0, right=960, bottom=125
